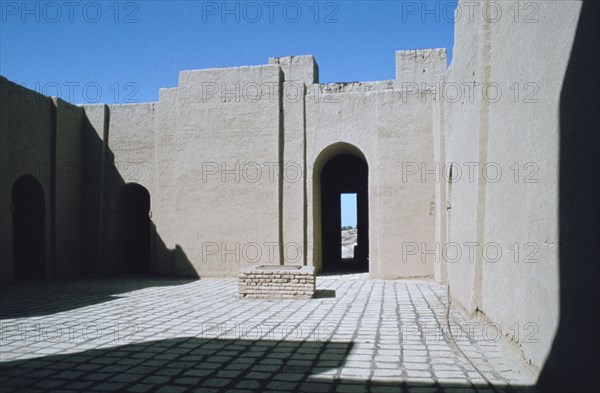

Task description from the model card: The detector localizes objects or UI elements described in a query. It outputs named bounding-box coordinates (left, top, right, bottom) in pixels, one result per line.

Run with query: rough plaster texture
left=396, top=48, right=448, bottom=87
left=443, top=0, right=487, bottom=317
left=432, top=77, right=447, bottom=285
left=174, top=66, right=282, bottom=276
left=438, top=0, right=583, bottom=371
left=304, top=48, right=445, bottom=279
left=479, top=1, right=579, bottom=369
left=2, top=53, right=445, bottom=280
left=0, top=1, right=589, bottom=382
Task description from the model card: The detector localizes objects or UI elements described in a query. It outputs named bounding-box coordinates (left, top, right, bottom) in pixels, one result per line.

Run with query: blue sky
left=1, top=1, right=456, bottom=104
left=341, top=193, right=357, bottom=228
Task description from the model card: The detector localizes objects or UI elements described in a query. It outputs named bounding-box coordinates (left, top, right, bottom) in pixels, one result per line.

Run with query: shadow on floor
left=0, top=276, right=197, bottom=320
left=0, top=337, right=537, bottom=392
left=312, top=289, right=336, bottom=299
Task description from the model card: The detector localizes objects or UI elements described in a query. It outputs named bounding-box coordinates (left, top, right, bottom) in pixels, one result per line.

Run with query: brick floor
left=0, top=274, right=536, bottom=392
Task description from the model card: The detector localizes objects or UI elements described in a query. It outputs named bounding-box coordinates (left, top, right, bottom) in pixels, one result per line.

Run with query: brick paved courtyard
left=0, top=274, right=536, bottom=392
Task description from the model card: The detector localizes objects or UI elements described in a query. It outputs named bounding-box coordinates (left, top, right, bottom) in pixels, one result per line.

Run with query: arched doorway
left=111, top=183, right=151, bottom=274
left=12, top=175, right=46, bottom=279
left=316, top=147, right=369, bottom=273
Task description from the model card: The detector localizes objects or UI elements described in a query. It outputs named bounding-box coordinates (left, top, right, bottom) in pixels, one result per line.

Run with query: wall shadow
left=0, top=277, right=196, bottom=320
left=111, top=183, right=151, bottom=275
left=79, top=108, right=198, bottom=280
left=2, top=104, right=198, bottom=318
left=537, top=2, right=600, bottom=392
left=11, top=175, right=46, bottom=280
left=0, top=336, right=538, bottom=392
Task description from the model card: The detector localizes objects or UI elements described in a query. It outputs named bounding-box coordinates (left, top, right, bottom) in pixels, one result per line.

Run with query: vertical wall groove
left=302, top=83, right=308, bottom=266
left=473, top=1, right=492, bottom=312
left=49, top=100, right=57, bottom=278
left=278, top=69, right=285, bottom=265
left=100, top=105, right=109, bottom=274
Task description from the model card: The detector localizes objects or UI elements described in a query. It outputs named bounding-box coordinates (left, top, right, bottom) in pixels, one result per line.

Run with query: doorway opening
left=320, top=153, right=368, bottom=273
left=12, top=175, right=46, bottom=279
left=111, top=183, right=151, bottom=274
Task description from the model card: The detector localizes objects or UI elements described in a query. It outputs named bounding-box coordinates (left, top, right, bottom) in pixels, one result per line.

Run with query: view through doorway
left=320, top=153, right=368, bottom=273
left=340, top=193, right=357, bottom=260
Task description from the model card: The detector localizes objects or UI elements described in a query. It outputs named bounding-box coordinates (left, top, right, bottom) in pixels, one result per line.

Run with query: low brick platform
left=239, top=265, right=315, bottom=299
